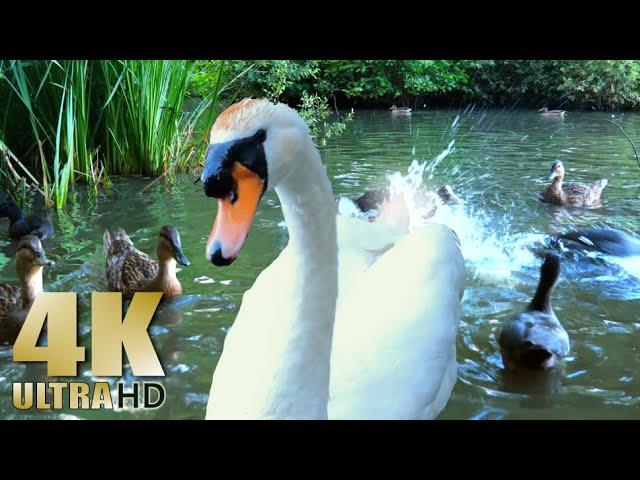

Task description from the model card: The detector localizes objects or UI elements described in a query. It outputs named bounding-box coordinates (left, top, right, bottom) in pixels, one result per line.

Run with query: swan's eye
left=254, top=129, right=267, bottom=143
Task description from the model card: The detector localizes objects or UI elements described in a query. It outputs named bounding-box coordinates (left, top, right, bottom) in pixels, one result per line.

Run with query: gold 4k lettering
left=13, top=292, right=164, bottom=377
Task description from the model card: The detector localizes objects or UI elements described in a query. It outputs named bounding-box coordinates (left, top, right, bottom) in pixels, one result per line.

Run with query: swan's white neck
left=270, top=141, right=338, bottom=419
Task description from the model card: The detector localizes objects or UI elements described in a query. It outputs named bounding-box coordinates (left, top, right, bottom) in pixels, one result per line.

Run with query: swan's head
left=200, top=98, right=310, bottom=266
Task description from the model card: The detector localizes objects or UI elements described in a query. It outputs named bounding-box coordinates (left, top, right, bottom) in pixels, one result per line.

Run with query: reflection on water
left=1, top=109, right=640, bottom=419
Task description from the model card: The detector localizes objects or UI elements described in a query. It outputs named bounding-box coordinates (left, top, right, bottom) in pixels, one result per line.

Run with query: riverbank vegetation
left=2, top=60, right=640, bottom=209
left=1, top=60, right=223, bottom=208
left=193, top=60, right=640, bottom=110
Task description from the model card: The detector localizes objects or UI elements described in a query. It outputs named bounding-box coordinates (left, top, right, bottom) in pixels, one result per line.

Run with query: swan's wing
left=336, top=214, right=404, bottom=309
left=336, top=213, right=402, bottom=252
left=329, top=223, right=465, bottom=419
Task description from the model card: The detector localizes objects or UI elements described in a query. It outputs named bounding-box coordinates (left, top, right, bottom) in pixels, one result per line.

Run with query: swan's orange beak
left=206, top=163, right=264, bottom=266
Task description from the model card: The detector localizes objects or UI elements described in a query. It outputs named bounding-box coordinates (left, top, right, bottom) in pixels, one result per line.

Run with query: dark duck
left=0, top=201, right=53, bottom=240
left=535, top=227, right=640, bottom=261
left=498, top=254, right=570, bottom=371
left=553, top=227, right=640, bottom=257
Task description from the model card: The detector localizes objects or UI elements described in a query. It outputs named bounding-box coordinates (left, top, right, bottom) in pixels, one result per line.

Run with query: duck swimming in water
left=0, top=201, right=53, bottom=240
left=0, top=235, right=54, bottom=344
left=538, top=106, right=566, bottom=117
left=104, top=226, right=190, bottom=297
left=498, top=254, right=570, bottom=371
left=390, top=105, right=412, bottom=116
left=540, top=160, right=608, bottom=207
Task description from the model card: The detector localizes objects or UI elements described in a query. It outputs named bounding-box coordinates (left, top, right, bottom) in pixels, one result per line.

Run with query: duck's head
left=389, top=105, right=397, bottom=110
left=15, top=235, right=54, bottom=278
left=538, top=106, right=549, bottom=113
left=200, top=98, right=310, bottom=266
left=157, top=226, right=190, bottom=266
left=437, top=185, right=460, bottom=204
left=548, top=160, right=565, bottom=181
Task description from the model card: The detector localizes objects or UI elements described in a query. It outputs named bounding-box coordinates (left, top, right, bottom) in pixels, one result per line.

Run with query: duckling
left=0, top=235, right=54, bottom=344
left=104, top=226, right=190, bottom=297
left=498, top=254, right=570, bottom=371
left=540, top=160, right=608, bottom=206
left=390, top=105, right=412, bottom=115
left=538, top=106, right=566, bottom=117
left=0, top=201, right=53, bottom=240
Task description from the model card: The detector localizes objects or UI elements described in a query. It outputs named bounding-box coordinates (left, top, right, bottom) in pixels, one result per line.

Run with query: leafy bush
left=193, top=60, right=640, bottom=110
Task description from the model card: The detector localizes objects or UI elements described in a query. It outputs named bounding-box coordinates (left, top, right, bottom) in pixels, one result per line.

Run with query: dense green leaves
left=193, top=60, right=640, bottom=110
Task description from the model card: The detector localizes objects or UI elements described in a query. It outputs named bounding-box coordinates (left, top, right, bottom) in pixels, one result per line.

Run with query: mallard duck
left=0, top=201, right=53, bottom=240
left=538, top=106, right=566, bottom=117
left=202, top=99, right=464, bottom=419
left=390, top=105, right=412, bottom=115
left=540, top=160, right=608, bottom=206
left=104, top=226, right=190, bottom=297
left=0, top=235, right=54, bottom=344
left=498, top=254, right=569, bottom=371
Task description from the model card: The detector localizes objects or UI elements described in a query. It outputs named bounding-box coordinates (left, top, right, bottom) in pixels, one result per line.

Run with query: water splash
left=381, top=155, right=542, bottom=280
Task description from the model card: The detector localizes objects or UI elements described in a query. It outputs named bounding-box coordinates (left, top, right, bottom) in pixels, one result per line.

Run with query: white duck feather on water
left=201, top=99, right=465, bottom=419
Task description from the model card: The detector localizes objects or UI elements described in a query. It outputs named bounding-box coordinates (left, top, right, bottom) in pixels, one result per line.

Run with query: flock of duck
left=0, top=205, right=190, bottom=343
left=1, top=98, right=638, bottom=419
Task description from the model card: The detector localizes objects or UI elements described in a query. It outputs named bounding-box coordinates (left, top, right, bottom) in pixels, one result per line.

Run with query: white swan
left=200, top=99, right=465, bottom=419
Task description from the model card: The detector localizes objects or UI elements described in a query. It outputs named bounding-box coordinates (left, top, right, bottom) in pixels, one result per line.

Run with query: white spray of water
left=376, top=149, right=542, bottom=281
left=609, top=256, right=640, bottom=279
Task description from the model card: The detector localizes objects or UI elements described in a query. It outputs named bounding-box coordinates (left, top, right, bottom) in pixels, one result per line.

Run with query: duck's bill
left=174, top=247, right=190, bottom=266
left=548, top=171, right=558, bottom=180
left=37, top=256, right=54, bottom=266
left=206, top=164, right=264, bottom=266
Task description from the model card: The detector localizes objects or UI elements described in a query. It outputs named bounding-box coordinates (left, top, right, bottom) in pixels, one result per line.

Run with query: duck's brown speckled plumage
left=104, top=229, right=159, bottom=295
left=104, top=226, right=189, bottom=297
left=0, top=235, right=53, bottom=344
left=541, top=160, right=607, bottom=207
left=0, top=284, right=22, bottom=320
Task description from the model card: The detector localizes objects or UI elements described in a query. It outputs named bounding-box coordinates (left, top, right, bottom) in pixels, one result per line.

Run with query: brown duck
left=540, top=160, right=608, bottom=207
left=104, top=226, right=190, bottom=297
left=0, top=236, right=54, bottom=344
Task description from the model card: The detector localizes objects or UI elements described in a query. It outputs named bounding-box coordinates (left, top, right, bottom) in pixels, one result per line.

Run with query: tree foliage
left=193, top=60, right=640, bottom=110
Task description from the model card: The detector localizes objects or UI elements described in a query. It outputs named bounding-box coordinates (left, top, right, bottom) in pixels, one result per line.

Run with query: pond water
left=1, top=108, right=640, bottom=419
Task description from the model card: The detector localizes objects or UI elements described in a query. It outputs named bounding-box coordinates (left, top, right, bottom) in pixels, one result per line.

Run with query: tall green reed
left=0, top=60, right=224, bottom=208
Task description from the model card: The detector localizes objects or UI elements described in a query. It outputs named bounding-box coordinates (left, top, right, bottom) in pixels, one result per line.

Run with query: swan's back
left=329, top=223, right=465, bottom=419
